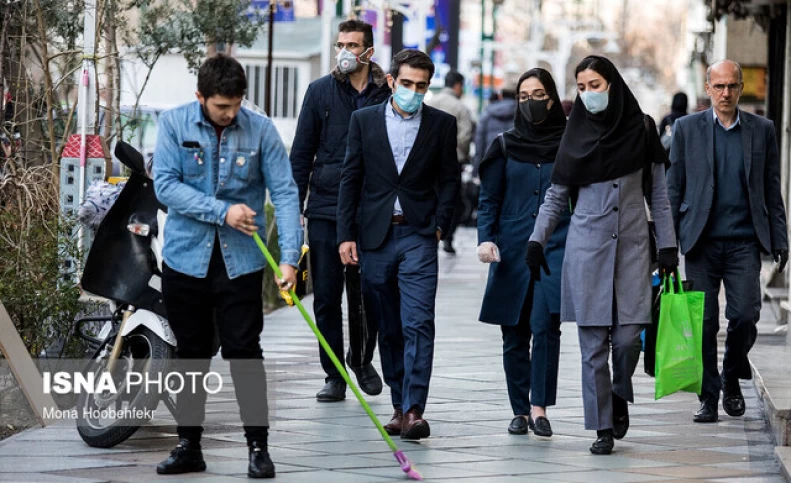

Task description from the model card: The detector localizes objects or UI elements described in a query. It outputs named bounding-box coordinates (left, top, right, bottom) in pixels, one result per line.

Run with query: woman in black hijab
left=477, top=68, right=570, bottom=438
left=526, top=56, right=678, bottom=454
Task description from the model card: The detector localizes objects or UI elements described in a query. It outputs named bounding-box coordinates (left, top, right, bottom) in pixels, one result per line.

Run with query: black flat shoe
left=316, top=380, right=346, bottom=402
left=156, top=439, right=206, bottom=475
left=528, top=416, right=553, bottom=437
left=612, top=393, right=629, bottom=440
left=693, top=401, right=719, bottom=423
left=508, top=416, right=528, bottom=435
left=722, top=377, right=746, bottom=417
left=248, top=441, right=275, bottom=479
left=590, top=429, right=614, bottom=455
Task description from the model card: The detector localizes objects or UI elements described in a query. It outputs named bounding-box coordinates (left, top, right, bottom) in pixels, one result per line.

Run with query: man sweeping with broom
left=153, top=54, right=302, bottom=478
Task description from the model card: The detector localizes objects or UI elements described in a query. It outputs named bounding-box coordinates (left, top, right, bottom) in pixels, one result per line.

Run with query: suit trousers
left=577, top=303, right=644, bottom=430
left=162, top=239, right=268, bottom=445
left=308, top=219, right=378, bottom=381
left=684, top=238, right=761, bottom=403
left=360, top=224, right=438, bottom=413
left=501, top=287, right=561, bottom=415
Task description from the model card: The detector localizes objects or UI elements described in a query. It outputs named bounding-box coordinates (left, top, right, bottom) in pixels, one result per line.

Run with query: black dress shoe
left=508, top=416, right=528, bottom=435
left=156, top=439, right=206, bottom=475
left=316, top=380, right=346, bottom=402
left=346, top=352, right=383, bottom=396
left=248, top=441, right=275, bottom=479
left=722, top=378, right=746, bottom=417
left=528, top=416, right=553, bottom=437
left=693, top=401, right=719, bottom=423
left=442, top=240, right=456, bottom=254
left=612, top=393, right=629, bottom=440
left=590, top=429, right=614, bottom=455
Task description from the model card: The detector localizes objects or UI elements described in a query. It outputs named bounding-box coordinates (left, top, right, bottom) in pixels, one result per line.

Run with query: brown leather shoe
left=383, top=409, right=403, bottom=436
left=401, top=408, right=430, bottom=440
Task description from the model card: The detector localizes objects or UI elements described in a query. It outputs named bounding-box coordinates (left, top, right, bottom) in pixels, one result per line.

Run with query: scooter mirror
left=115, top=141, right=146, bottom=174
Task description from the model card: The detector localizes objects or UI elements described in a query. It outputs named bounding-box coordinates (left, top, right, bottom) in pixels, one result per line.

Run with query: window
left=244, top=63, right=299, bottom=119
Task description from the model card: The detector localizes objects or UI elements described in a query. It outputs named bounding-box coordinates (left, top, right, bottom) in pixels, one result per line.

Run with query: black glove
left=657, top=247, right=678, bottom=279
left=525, top=241, right=550, bottom=281
left=774, top=250, right=789, bottom=273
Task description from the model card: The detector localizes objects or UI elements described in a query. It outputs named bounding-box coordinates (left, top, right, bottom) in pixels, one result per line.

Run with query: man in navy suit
left=336, top=49, right=460, bottom=440
left=667, top=59, right=788, bottom=423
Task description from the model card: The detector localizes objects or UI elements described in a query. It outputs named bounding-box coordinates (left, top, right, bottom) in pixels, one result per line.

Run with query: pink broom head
left=394, top=450, right=423, bottom=481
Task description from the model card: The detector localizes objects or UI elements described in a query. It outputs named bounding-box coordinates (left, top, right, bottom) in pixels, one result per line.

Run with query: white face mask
left=580, top=89, right=610, bottom=114
left=336, top=47, right=371, bottom=74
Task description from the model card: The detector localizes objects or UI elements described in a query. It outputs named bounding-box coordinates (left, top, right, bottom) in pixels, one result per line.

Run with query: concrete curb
left=753, top=360, right=791, bottom=481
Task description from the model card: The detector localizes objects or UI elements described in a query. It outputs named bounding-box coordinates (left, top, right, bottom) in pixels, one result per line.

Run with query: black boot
left=612, top=392, right=629, bottom=440
left=156, top=439, right=206, bottom=474
left=248, top=441, right=276, bottom=479
left=590, top=429, right=614, bottom=455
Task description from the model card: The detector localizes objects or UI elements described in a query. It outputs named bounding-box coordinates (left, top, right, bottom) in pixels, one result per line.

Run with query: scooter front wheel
left=76, top=326, right=172, bottom=448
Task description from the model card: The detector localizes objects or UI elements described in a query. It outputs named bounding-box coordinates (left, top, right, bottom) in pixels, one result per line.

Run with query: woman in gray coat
left=526, top=56, right=678, bottom=455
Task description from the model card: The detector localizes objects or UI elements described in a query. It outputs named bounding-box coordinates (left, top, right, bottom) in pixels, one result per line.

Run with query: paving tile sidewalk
left=0, top=227, right=785, bottom=482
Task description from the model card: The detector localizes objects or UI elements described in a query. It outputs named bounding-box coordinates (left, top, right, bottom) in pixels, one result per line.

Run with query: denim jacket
left=153, top=101, right=302, bottom=279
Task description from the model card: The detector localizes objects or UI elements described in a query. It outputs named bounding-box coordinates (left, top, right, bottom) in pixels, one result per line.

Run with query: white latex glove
left=477, top=242, right=501, bottom=263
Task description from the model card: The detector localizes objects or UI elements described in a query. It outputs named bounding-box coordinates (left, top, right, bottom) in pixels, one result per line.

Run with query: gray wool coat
left=529, top=164, right=676, bottom=326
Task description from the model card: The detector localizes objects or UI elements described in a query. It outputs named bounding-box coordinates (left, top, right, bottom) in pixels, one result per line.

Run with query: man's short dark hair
left=390, top=49, right=435, bottom=79
left=197, top=54, right=247, bottom=99
left=445, top=71, right=464, bottom=88
left=338, top=19, right=374, bottom=49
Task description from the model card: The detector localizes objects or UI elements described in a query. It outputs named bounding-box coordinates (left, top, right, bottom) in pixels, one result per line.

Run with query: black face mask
left=519, top=99, right=551, bottom=124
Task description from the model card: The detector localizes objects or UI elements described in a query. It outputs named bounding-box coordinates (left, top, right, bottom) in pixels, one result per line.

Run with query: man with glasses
left=667, top=59, right=788, bottom=423
left=291, top=19, right=390, bottom=402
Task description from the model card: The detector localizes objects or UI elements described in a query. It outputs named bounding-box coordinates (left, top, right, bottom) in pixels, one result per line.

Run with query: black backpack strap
left=498, top=133, right=507, bottom=159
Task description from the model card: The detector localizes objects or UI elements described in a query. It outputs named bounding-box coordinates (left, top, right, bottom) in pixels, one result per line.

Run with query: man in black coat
left=667, top=59, right=788, bottom=423
left=290, top=19, right=390, bottom=402
left=337, top=49, right=460, bottom=440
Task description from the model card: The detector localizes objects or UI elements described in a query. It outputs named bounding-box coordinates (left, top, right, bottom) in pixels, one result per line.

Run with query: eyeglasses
left=518, top=92, right=549, bottom=102
left=710, top=83, right=741, bottom=93
left=334, top=42, right=364, bottom=51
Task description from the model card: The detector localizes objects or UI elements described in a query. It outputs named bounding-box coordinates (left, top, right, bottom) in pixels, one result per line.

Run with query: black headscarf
left=550, top=56, right=666, bottom=186
left=480, top=68, right=566, bottom=169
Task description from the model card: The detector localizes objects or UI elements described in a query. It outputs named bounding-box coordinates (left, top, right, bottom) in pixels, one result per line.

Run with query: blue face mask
left=392, top=84, right=425, bottom=114
left=580, top=89, right=610, bottom=114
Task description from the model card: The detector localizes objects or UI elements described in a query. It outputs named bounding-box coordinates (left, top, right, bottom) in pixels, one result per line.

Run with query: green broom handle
left=252, top=233, right=398, bottom=452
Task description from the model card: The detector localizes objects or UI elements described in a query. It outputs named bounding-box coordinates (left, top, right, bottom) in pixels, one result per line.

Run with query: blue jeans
left=684, top=238, right=761, bottom=403
left=360, top=224, right=438, bottom=413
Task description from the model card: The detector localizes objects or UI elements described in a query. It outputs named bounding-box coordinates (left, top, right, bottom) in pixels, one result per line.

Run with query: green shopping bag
left=655, top=272, right=704, bottom=399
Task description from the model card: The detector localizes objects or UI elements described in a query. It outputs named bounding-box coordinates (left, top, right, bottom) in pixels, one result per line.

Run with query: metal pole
left=416, top=0, right=427, bottom=53
left=490, top=3, right=497, bottom=94
left=77, top=0, right=97, bottom=254
left=265, top=0, right=275, bottom=116
left=321, top=0, right=335, bottom=75
left=782, top=0, right=791, bottom=308
left=478, top=0, right=485, bottom=113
